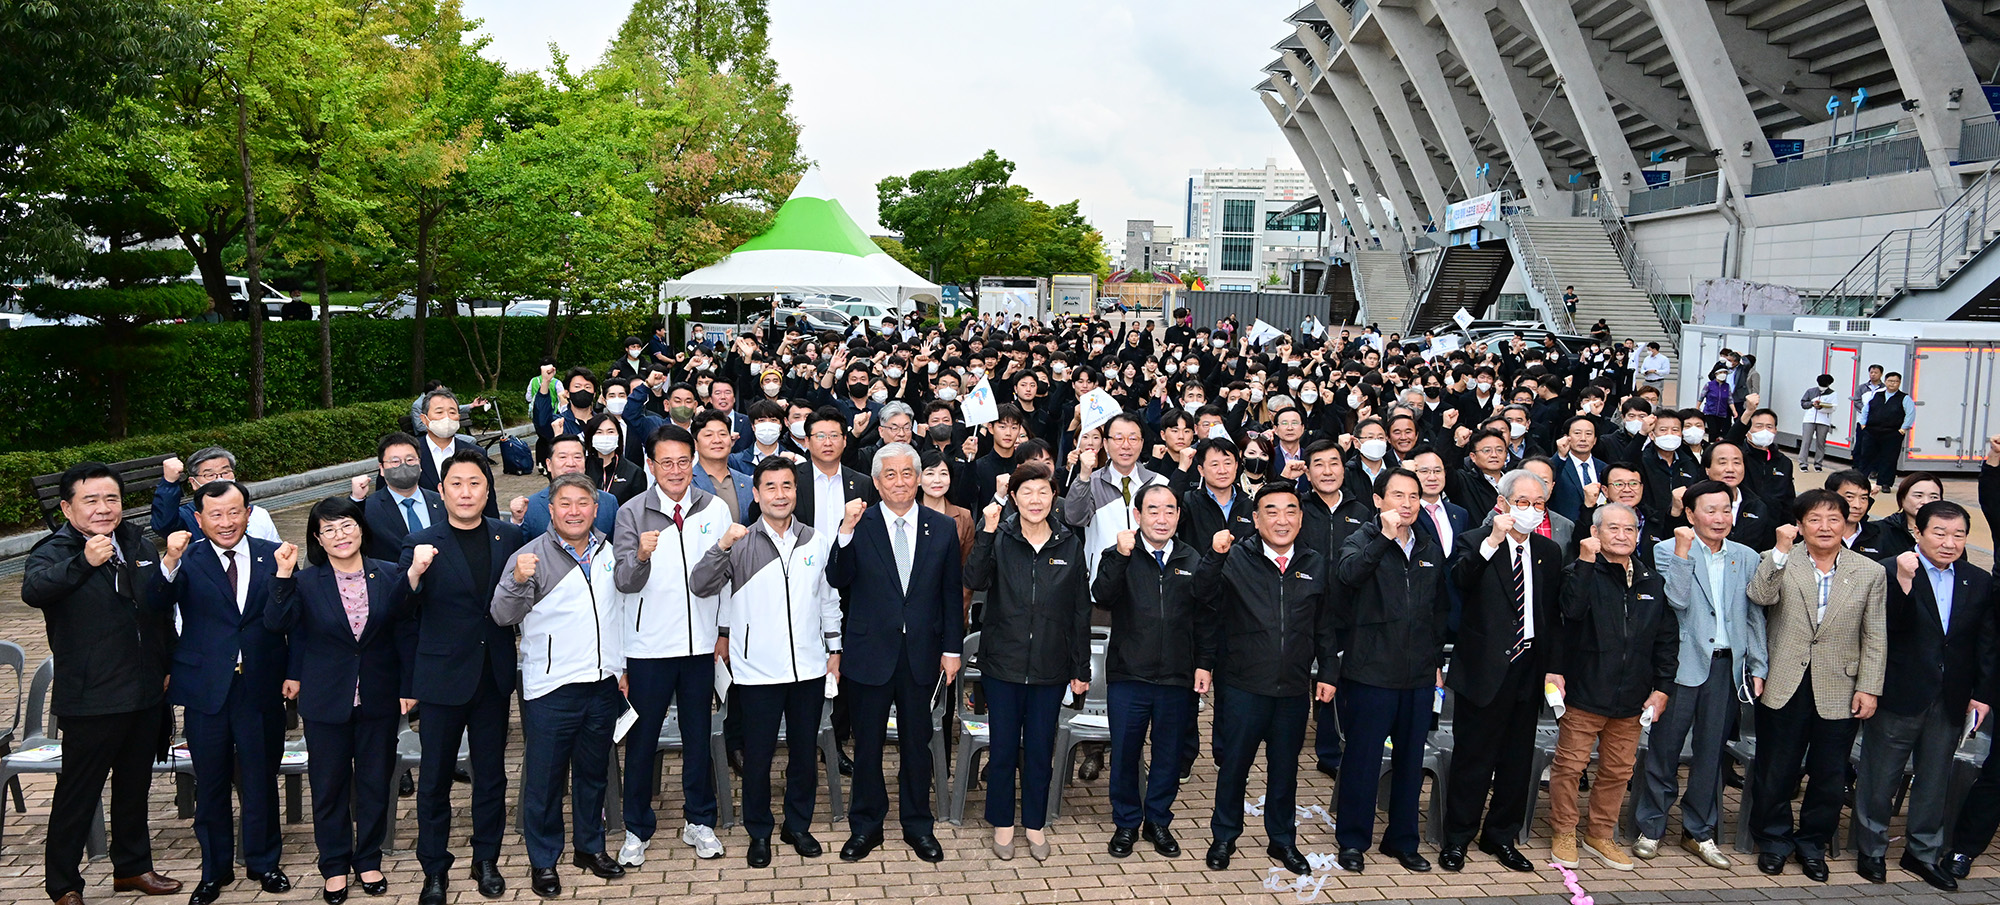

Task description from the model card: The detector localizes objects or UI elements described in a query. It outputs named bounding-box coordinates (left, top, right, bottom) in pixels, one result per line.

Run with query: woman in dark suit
left=583, top=413, right=644, bottom=504
left=266, top=497, right=414, bottom=903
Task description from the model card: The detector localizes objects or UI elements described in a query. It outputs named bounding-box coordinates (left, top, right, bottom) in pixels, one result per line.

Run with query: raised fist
left=513, top=552, right=539, bottom=585
left=1151, top=444, right=1166, bottom=461
left=981, top=502, right=1003, bottom=533
left=161, top=456, right=185, bottom=484
left=1177, top=445, right=1196, bottom=470
left=84, top=533, right=118, bottom=567
left=1337, top=433, right=1354, bottom=451
left=841, top=498, right=867, bottom=533
left=163, top=530, right=191, bottom=561
left=994, top=473, right=1011, bottom=497
left=637, top=530, right=661, bottom=560
left=1744, top=393, right=1760, bottom=409
left=853, top=411, right=871, bottom=433
left=1281, top=458, right=1306, bottom=480
left=718, top=522, right=750, bottom=551
left=1379, top=506, right=1406, bottom=536
left=1441, top=409, right=1459, bottom=428
left=1774, top=523, right=1799, bottom=553
left=1582, top=482, right=1602, bottom=507
left=1672, top=526, right=1696, bottom=557
left=351, top=475, right=372, bottom=500
left=1211, top=529, right=1234, bottom=555
left=509, top=496, right=529, bottom=524
left=408, top=544, right=438, bottom=578
left=1492, top=512, right=1516, bottom=538
left=1115, top=529, right=1137, bottom=556
left=1578, top=536, right=1602, bottom=561
left=1555, top=436, right=1571, bottom=458
left=273, top=542, right=299, bottom=577
left=1896, top=550, right=1920, bottom=585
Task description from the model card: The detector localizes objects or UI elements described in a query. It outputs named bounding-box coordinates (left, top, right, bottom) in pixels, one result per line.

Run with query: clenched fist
left=1379, top=506, right=1407, bottom=536
left=1491, top=512, right=1516, bottom=539
left=1577, top=536, right=1601, bottom=562
left=161, top=456, right=185, bottom=484
left=841, top=498, right=867, bottom=534
left=1581, top=482, right=1602, bottom=508
left=1774, top=523, right=1799, bottom=553
left=513, top=552, right=539, bottom=585
left=1673, top=526, right=1696, bottom=559
left=163, top=530, right=191, bottom=562
left=407, top=544, right=438, bottom=579
left=717, top=522, right=750, bottom=551
left=351, top=475, right=372, bottom=500
left=637, top=530, right=661, bottom=561
left=509, top=496, right=529, bottom=524
left=993, top=473, right=1011, bottom=497
left=1895, top=550, right=1920, bottom=590
left=1211, top=529, right=1234, bottom=555
left=981, top=502, right=1003, bottom=533
left=1441, top=409, right=1459, bottom=428
left=1115, top=529, right=1137, bottom=556
left=85, top=533, right=118, bottom=567
left=273, top=542, right=299, bottom=577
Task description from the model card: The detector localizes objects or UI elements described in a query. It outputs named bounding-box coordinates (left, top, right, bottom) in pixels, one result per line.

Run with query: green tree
left=872, top=235, right=921, bottom=273
left=877, top=151, right=1107, bottom=290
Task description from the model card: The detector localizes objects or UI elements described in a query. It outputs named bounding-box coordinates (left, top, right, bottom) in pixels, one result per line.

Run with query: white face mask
left=604, top=397, right=627, bottom=416
left=426, top=418, right=459, bottom=440
left=1510, top=506, right=1545, bottom=532
left=591, top=434, right=620, bottom=455
left=754, top=422, right=782, bottom=446
left=1184, top=363, right=1197, bottom=375
left=927, top=362, right=939, bottom=374
left=1249, top=388, right=1264, bottom=403
left=1299, top=390, right=1320, bottom=405
left=1624, top=418, right=1644, bottom=434
left=1358, top=439, right=1388, bottom=461
left=1476, top=380, right=1493, bottom=393
left=1164, top=363, right=1177, bottom=374
left=1207, top=424, right=1229, bottom=440
left=870, top=389, right=888, bottom=404
left=1509, top=421, right=1527, bottom=439
left=1681, top=427, right=1707, bottom=445
left=936, top=387, right=958, bottom=401
left=763, top=381, right=781, bottom=396
left=1212, top=338, right=1226, bottom=348
left=885, top=367, right=904, bottom=380
left=1749, top=429, right=1777, bottom=448
left=1348, top=393, right=1363, bottom=408
left=1654, top=434, right=1682, bottom=451
left=1287, top=378, right=1302, bottom=390
left=971, top=367, right=985, bottom=379
left=788, top=420, right=807, bottom=439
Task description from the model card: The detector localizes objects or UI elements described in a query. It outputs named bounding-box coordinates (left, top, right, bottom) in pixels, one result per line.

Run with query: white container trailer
left=1679, top=317, right=2000, bottom=474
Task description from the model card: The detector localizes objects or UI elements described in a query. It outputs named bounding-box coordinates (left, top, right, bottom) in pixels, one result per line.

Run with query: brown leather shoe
left=112, top=872, right=182, bottom=896
left=53, top=892, right=84, bottom=905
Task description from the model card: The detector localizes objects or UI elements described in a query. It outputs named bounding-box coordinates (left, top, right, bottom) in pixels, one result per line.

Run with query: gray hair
left=1496, top=468, right=1548, bottom=502
left=419, top=387, right=459, bottom=417
left=1502, top=404, right=1532, bottom=420
left=187, top=446, right=236, bottom=475
left=548, top=472, right=598, bottom=502
left=1591, top=501, right=1640, bottom=529
left=870, top=442, right=921, bottom=478
left=878, top=401, right=915, bottom=424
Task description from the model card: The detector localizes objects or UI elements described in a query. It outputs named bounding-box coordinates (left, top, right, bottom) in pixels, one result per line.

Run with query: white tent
left=657, top=169, right=940, bottom=312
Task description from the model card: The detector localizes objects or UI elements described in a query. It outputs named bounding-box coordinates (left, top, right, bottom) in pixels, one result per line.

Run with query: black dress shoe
left=840, top=831, right=883, bottom=862
left=1316, top=761, right=1340, bottom=781
left=1269, top=843, right=1312, bottom=875
left=836, top=750, right=854, bottom=777
left=322, top=885, right=348, bottom=905
left=1757, top=851, right=1785, bottom=874
left=470, top=860, right=505, bottom=899
left=1078, top=747, right=1104, bottom=782
left=1796, top=851, right=1829, bottom=882
left=417, top=874, right=447, bottom=905
left=1438, top=844, right=1466, bottom=872
left=573, top=851, right=625, bottom=879
left=1108, top=826, right=1138, bottom=858
left=398, top=770, right=415, bottom=797
left=1856, top=854, right=1886, bottom=883
left=357, top=872, right=387, bottom=896
left=1336, top=848, right=1366, bottom=873
left=453, top=766, right=472, bottom=784
left=1478, top=837, right=1534, bottom=872
left=248, top=869, right=292, bottom=894
left=529, top=867, right=559, bottom=898
left=1205, top=839, right=1235, bottom=870
left=1950, top=852, right=1975, bottom=879
left=1902, top=851, right=1959, bottom=891
left=1386, top=848, right=1432, bottom=872
left=1723, top=764, right=1745, bottom=789
left=904, top=833, right=944, bottom=863
left=747, top=837, right=772, bottom=868
left=780, top=828, right=822, bottom=858
left=188, top=881, right=225, bottom=905
left=1141, top=822, right=1180, bottom=857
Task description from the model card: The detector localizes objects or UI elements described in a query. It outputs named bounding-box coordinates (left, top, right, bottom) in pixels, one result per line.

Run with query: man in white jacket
left=611, top=425, right=732, bottom=865
left=491, top=473, right=627, bottom=897
left=691, top=456, right=845, bottom=869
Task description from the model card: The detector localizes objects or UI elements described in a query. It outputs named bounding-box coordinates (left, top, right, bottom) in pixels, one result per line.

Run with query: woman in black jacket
left=964, top=462, right=1092, bottom=863
left=582, top=413, right=644, bottom=504
left=266, top=497, right=415, bottom=904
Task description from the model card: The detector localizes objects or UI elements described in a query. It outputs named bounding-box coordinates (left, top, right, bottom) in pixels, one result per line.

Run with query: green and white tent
left=658, top=170, right=940, bottom=311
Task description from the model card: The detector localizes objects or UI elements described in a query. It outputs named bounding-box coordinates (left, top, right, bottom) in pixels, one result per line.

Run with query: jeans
left=518, top=678, right=622, bottom=868
left=982, top=680, right=1065, bottom=830
left=1107, top=681, right=1193, bottom=829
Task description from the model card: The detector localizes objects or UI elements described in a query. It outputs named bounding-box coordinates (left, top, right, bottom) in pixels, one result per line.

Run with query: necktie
left=1580, top=460, right=1594, bottom=487
left=1120, top=475, right=1132, bottom=508
left=1276, top=554, right=1289, bottom=573
left=110, top=545, right=125, bottom=595
left=224, top=549, right=241, bottom=612
left=893, top=516, right=913, bottom=593
left=1508, top=544, right=1528, bottom=661
left=1427, top=503, right=1451, bottom=553
left=1153, top=549, right=1166, bottom=571
left=402, top=497, right=421, bottom=532
left=672, top=503, right=684, bottom=531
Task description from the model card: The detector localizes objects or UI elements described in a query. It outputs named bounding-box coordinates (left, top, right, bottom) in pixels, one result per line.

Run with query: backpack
left=499, top=436, right=534, bottom=475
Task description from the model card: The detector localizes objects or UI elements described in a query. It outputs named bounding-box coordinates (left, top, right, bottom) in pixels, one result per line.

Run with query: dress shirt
left=812, top=465, right=844, bottom=540
left=1263, top=542, right=1295, bottom=573
left=1921, top=553, right=1955, bottom=630
left=1695, top=540, right=1729, bottom=651
left=389, top=486, right=429, bottom=532
left=424, top=436, right=457, bottom=479
left=1422, top=499, right=1454, bottom=556
left=1478, top=532, right=1536, bottom=641
left=1206, top=486, right=1235, bottom=520
left=1569, top=455, right=1597, bottom=488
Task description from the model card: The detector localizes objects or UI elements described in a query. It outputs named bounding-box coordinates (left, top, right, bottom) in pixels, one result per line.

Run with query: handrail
left=1808, top=156, right=2000, bottom=317
left=1498, top=195, right=1579, bottom=335
left=1576, top=189, right=1683, bottom=354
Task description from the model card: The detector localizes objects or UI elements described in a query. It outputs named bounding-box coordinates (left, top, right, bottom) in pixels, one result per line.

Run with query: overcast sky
left=461, top=0, right=1301, bottom=236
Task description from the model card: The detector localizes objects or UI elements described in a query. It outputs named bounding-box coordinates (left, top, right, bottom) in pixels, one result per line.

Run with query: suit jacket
left=1656, top=537, right=1767, bottom=689
left=1749, top=546, right=1889, bottom=719
left=691, top=463, right=754, bottom=526
left=397, top=518, right=524, bottom=705
left=1549, top=455, right=1612, bottom=525
left=1447, top=527, right=1564, bottom=708
left=266, top=560, right=415, bottom=723
left=416, top=435, right=500, bottom=518
left=826, top=504, right=965, bottom=686
left=361, top=487, right=445, bottom=563
left=760, top=460, right=877, bottom=527
left=155, top=537, right=289, bottom=716
left=1877, top=556, right=1997, bottom=717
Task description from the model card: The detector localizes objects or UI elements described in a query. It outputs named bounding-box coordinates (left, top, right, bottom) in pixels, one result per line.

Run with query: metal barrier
left=1626, top=172, right=1720, bottom=216
left=1961, top=116, right=2000, bottom=165
left=1497, top=196, right=1577, bottom=336
left=1807, top=156, right=2000, bottom=317
left=1748, top=134, right=1925, bottom=195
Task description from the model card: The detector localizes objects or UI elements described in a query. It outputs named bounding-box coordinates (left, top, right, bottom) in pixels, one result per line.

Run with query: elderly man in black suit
left=396, top=451, right=524, bottom=905
left=826, top=441, right=962, bottom=863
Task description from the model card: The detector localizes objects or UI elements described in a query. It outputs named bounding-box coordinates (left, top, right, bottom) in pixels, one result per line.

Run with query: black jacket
left=1549, top=557, right=1679, bottom=719
left=1332, top=521, right=1450, bottom=690
left=21, top=523, right=174, bottom=717
left=1876, top=556, right=1996, bottom=717
left=1091, top=540, right=1202, bottom=687
left=1178, top=485, right=1255, bottom=550
left=1300, top=489, right=1372, bottom=562
left=1194, top=536, right=1336, bottom=698
left=1446, top=462, right=1501, bottom=519
left=360, top=487, right=446, bottom=563
left=1867, top=515, right=1918, bottom=559
left=964, top=516, right=1093, bottom=686
left=1741, top=444, right=1796, bottom=517
left=396, top=518, right=524, bottom=706
left=1448, top=527, right=1565, bottom=708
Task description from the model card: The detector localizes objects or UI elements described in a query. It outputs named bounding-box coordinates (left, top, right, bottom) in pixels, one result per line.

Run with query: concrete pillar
left=1294, top=38, right=1433, bottom=230
left=1372, top=3, right=1488, bottom=196
left=1322, top=23, right=1453, bottom=214
left=1277, top=57, right=1408, bottom=251
left=1512, top=0, right=1644, bottom=198
left=1864, top=0, right=1997, bottom=192
left=1641, top=0, right=1773, bottom=199
left=1261, top=92, right=1361, bottom=241
left=1431, top=0, right=1562, bottom=212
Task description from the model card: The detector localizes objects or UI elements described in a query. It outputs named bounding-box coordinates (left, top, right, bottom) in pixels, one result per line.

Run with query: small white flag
left=961, top=377, right=1000, bottom=426
left=1077, top=388, right=1123, bottom=436
left=1246, top=318, right=1285, bottom=346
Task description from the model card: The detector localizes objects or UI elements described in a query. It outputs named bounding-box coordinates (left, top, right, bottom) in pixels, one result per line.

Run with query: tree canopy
left=876, top=151, right=1108, bottom=286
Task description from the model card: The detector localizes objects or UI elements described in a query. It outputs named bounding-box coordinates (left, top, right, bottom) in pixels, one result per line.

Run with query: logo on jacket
left=1637, top=593, right=1656, bottom=601
left=1418, top=560, right=1436, bottom=568
left=1173, top=568, right=1192, bottom=576
left=1050, top=558, right=1068, bottom=566
left=803, top=554, right=815, bottom=566
left=1295, top=572, right=1313, bottom=581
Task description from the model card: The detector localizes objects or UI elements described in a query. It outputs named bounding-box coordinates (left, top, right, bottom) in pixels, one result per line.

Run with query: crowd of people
left=21, top=305, right=1992, bottom=905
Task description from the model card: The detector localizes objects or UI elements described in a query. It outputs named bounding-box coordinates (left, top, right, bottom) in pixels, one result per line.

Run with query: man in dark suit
left=826, top=442, right=963, bottom=863
left=23, top=462, right=182, bottom=905
left=396, top=450, right=524, bottom=905
left=154, top=481, right=294, bottom=903
left=352, top=432, right=445, bottom=562
left=1549, top=416, right=1612, bottom=526
left=1856, top=501, right=1995, bottom=889
left=414, top=388, right=499, bottom=518
left=1440, top=469, right=1564, bottom=874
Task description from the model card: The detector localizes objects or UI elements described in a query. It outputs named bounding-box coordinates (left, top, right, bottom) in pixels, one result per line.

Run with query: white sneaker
left=1681, top=835, right=1730, bottom=869
left=1632, top=835, right=1660, bottom=860
left=682, top=822, right=724, bottom=859
left=618, top=831, right=648, bottom=867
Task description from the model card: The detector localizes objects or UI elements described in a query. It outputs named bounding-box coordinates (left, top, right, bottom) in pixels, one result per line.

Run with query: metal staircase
left=1502, top=197, right=1680, bottom=358
left=1406, top=243, right=1512, bottom=336
left=1815, top=158, right=2000, bottom=319
left=1351, top=249, right=1415, bottom=330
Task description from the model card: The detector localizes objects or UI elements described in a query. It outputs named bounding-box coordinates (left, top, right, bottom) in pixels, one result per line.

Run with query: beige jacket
left=1748, top=546, right=1887, bottom=720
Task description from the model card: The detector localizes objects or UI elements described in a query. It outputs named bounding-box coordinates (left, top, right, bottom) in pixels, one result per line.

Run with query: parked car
left=748, top=304, right=852, bottom=335
left=366, top=294, right=476, bottom=319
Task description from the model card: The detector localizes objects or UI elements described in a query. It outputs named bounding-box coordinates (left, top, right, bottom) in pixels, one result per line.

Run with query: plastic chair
left=383, top=712, right=471, bottom=853
left=947, top=633, right=988, bottom=826
left=713, top=694, right=845, bottom=829
left=0, top=658, right=106, bottom=857
left=0, top=640, right=25, bottom=812
left=1726, top=702, right=1759, bottom=853
left=1046, top=639, right=1111, bottom=820
left=1423, top=687, right=1455, bottom=845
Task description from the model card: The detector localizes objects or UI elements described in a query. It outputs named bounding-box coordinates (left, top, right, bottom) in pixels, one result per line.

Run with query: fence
left=1962, top=115, right=2000, bottom=164
left=1748, top=133, right=1926, bottom=195
left=1808, top=156, right=2000, bottom=316
left=1184, top=290, right=1334, bottom=334
left=1625, top=172, right=1721, bottom=216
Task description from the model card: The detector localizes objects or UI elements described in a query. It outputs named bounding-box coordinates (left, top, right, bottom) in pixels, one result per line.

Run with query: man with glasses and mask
left=351, top=432, right=447, bottom=562
left=153, top=447, right=281, bottom=542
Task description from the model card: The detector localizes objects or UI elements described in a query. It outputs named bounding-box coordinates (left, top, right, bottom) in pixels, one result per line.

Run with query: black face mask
left=847, top=382, right=869, bottom=399
left=572, top=390, right=596, bottom=411
left=929, top=424, right=954, bottom=443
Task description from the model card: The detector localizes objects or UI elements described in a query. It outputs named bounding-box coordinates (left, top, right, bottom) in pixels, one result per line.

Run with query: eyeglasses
left=808, top=431, right=844, bottom=442
left=1507, top=500, right=1548, bottom=511
left=318, top=521, right=360, bottom=538
left=194, top=467, right=235, bottom=481
left=1606, top=480, right=1644, bottom=489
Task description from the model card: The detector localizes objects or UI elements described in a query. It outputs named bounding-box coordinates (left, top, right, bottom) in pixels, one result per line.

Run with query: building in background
left=1185, top=159, right=1311, bottom=240
left=1121, top=219, right=1178, bottom=273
